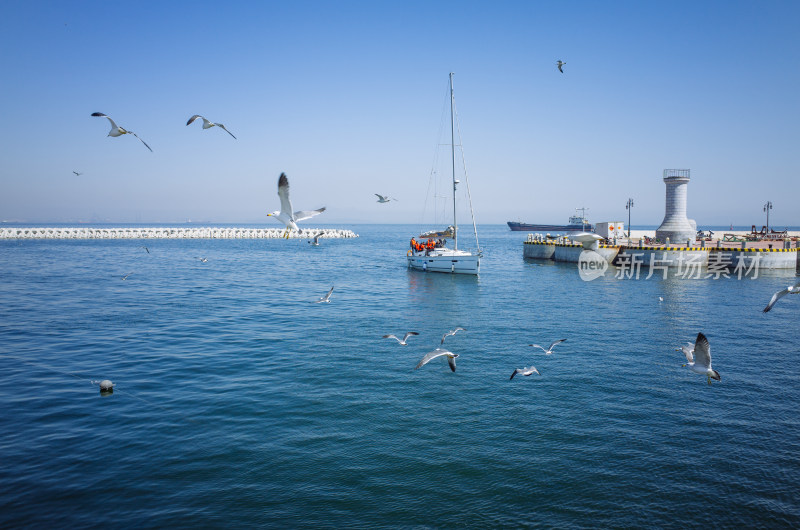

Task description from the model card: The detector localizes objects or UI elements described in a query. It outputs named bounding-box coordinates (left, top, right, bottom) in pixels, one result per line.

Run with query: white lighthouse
left=655, top=169, right=696, bottom=243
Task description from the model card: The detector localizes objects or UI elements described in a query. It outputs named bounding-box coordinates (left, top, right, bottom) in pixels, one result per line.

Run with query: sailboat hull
left=407, top=249, right=480, bottom=275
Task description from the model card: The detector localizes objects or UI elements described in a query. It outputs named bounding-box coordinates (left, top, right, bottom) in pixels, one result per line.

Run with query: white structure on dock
left=655, top=169, right=697, bottom=244
left=0, top=227, right=358, bottom=240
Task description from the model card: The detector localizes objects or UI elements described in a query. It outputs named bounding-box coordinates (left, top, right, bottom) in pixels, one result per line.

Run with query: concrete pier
left=524, top=238, right=620, bottom=263
left=615, top=246, right=709, bottom=268
left=554, top=244, right=620, bottom=263
left=524, top=239, right=798, bottom=270
left=522, top=240, right=556, bottom=260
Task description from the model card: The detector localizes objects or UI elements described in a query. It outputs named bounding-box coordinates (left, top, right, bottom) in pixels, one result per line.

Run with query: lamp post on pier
left=625, top=198, right=634, bottom=238
left=763, top=201, right=772, bottom=231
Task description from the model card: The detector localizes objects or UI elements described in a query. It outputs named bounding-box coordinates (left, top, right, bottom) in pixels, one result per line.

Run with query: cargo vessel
left=508, top=209, right=594, bottom=233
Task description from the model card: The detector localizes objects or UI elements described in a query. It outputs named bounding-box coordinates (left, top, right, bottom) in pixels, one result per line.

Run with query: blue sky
left=1, top=1, right=798, bottom=227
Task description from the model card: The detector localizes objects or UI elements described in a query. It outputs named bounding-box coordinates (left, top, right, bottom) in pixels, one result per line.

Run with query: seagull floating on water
left=91, top=112, right=152, bottom=152
left=440, top=327, right=466, bottom=345
left=415, top=347, right=459, bottom=372
left=267, top=173, right=326, bottom=238
left=92, top=379, right=116, bottom=393
left=186, top=114, right=237, bottom=139
left=308, top=232, right=324, bottom=246
left=383, top=331, right=419, bottom=346
left=315, top=286, right=334, bottom=303
left=510, top=366, right=540, bottom=380
left=676, top=332, right=720, bottom=385
left=763, top=280, right=800, bottom=312
left=556, top=60, right=566, bottom=73
left=375, top=194, right=395, bottom=203
left=529, top=339, right=566, bottom=355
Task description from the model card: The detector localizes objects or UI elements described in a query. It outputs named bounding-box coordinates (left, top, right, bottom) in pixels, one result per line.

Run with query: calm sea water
left=1, top=224, right=798, bottom=528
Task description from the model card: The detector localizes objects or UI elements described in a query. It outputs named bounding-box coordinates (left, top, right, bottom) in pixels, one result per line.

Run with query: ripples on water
left=1, top=225, right=799, bottom=527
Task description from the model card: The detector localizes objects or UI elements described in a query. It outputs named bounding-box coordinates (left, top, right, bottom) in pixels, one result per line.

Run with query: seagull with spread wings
left=763, top=280, right=800, bottom=312
left=415, top=347, right=459, bottom=372
left=510, top=366, right=540, bottom=380
left=91, top=112, right=152, bottom=152
left=375, top=194, right=395, bottom=203
left=440, top=327, right=466, bottom=345
left=382, top=331, right=419, bottom=346
left=315, top=286, right=334, bottom=303
left=529, top=339, right=566, bottom=355
left=267, top=173, right=326, bottom=238
left=677, top=332, right=720, bottom=385
left=556, top=60, right=566, bottom=73
left=186, top=114, right=237, bottom=139
left=308, top=232, right=324, bottom=246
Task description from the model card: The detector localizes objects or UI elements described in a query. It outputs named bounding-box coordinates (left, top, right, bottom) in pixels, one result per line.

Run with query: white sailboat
left=407, top=73, right=481, bottom=275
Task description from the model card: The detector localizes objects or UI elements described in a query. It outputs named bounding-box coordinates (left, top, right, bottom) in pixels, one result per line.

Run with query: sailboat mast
left=450, top=72, right=458, bottom=250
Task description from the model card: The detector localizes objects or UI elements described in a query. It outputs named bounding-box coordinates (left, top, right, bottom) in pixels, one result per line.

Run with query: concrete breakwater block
left=523, top=241, right=619, bottom=263
left=0, top=227, right=359, bottom=240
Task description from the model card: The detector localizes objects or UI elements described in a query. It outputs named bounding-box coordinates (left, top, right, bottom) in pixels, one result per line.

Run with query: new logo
left=577, top=249, right=609, bottom=281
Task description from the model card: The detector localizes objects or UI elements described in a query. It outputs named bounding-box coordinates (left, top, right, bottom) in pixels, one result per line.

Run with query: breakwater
left=0, top=227, right=358, bottom=240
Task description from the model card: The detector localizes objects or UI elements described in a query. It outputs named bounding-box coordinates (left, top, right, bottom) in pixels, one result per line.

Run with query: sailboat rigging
left=407, top=73, right=481, bottom=275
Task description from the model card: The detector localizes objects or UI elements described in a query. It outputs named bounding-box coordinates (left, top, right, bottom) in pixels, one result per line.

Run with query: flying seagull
left=72, top=171, right=83, bottom=176
left=315, top=286, right=334, bottom=303
left=676, top=342, right=694, bottom=361
left=440, top=327, right=467, bottom=345
left=556, top=60, right=566, bottom=73
left=308, top=232, right=324, bottom=246
left=375, top=194, right=395, bottom=203
left=140, top=245, right=150, bottom=254
left=121, top=272, right=133, bottom=280
left=91, top=112, right=152, bottom=152
left=677, top=332, right=720, bottom=385
left=382, top=331, right=419, bottom=346
left=186, top=114, right=237, bottom=139
left=267, top=173, right=326, bottom=238
left=415, top=347, right=459, bottom=372
left=510, top=366, right=540, bottom=380
left=529, top=339, right=567, bottom=355
left=763, top=280, right=800, bottom=312
left=196, top=257, right=208, bottom=263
